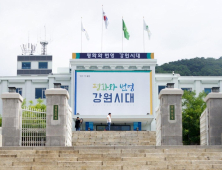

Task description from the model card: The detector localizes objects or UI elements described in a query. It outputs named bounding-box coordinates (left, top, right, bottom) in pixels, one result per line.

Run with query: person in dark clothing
left=75, top=117, right=82, bottom=131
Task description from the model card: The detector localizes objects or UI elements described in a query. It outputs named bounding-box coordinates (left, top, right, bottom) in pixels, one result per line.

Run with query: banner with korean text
left=72, top=53, right=154, bottom=59
left=75, top=70, right=152, bottom=115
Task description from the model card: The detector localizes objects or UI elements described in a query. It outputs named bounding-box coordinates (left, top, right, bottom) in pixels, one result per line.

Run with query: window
left=204, top=88, right=211, bottom=94
left=39, top=62, right=48, bottom=69
left=158, top=86, right=166, bottom=94
left=16, top=88, right=22, bottom=96
left=35, top=88, right=46, bottom=99
left=61, top=85, right=69, bottom=91
left=22, top=62, right=31, bottom=69
left=181, top=88, right=192, bottom=92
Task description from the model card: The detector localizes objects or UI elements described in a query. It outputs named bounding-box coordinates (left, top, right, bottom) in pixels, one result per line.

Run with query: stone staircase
left=72, top=131, right=156, bottom=146
left=0, top=146, right=222, bottom=170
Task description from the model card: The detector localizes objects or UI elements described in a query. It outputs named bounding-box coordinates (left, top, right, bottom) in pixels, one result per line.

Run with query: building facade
left=1, top=52, right=221, bottom=131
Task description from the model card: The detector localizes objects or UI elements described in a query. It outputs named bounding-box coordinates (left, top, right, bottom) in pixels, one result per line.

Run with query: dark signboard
left=53, top=105, right=58, bottom=120
left=72, top=53, right=154, bottom=59
left=169, top=105, right=175, bottom=120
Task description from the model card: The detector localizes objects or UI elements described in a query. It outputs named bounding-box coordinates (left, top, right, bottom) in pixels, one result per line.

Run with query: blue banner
left=72, top=53, right=154, bottom=59
left=133, top=122, right=141, bottom=131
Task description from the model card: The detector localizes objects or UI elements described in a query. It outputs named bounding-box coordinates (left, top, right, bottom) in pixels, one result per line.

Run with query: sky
left=0, top=0, right=222, bottom=76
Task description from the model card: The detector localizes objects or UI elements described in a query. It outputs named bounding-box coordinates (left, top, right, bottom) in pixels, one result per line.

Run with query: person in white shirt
left=107, top=113, right=111, bottom=131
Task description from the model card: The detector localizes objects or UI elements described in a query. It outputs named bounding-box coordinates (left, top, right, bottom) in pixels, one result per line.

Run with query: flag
left=81, top=22, right=89, bottom=40
left=143, top=20, right=151, bottom=40
left=122, top=19, right=130, bottom=40
left=103, top=10, right=109, bottom=29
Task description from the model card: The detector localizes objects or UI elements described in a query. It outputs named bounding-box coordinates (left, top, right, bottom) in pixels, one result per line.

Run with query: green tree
left=156, top=57, right=222, bottom=76
left=182, top=90, right=207, bottom=145
left=22, top=98, right=46, bottom=110
left=21, top=98, right=26, bottom=109
left=21, top=98, right=46, bottom=129
left=29, top=100, right=33, bottom=107
left=29, top=99, right=46, bottom=110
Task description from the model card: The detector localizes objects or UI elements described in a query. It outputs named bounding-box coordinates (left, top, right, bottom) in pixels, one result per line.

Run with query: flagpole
left=101, top=5, right=103, bottom=52
left=81, top=17, right=82, bottom=53
left=122, top=17, right=123, bottom=53
left=143, top=17, right=145, bottom=52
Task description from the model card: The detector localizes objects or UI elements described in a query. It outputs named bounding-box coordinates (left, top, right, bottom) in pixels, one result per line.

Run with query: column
left=219, top=81, right=222, bottom=92
left=1, top=92, right=23, bottom=146
left=71, top=66, right=76, bottom=131
left=158, top=84, right=183, bottom=145
left=194, top=80, right=201, bottom=96
left=150, top=65, right=156, bottom=131
left=45, top=88, right=72, bottom=146
left=25, top=80, right=32, bottom=103
left=48, top=77, right=54, bottom=89
left=204, top=87, right=222, bottom=145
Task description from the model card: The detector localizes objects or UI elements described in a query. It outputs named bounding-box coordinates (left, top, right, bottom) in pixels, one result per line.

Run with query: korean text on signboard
left=53, top=105, right=58, bottom=120
left=169, top=105, right=175, bottom=120
left=72, top=53, right=154, bottom=59
left=93, top=83, right=134, bottom=103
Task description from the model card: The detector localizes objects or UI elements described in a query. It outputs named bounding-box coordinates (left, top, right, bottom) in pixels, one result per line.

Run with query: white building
left=1, top=51, right=221, bottom=131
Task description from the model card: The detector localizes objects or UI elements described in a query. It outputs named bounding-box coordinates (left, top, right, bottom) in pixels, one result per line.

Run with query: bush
left=22, top=98, right=46, bottom=129
left=182, top=90, right=207, bottom=145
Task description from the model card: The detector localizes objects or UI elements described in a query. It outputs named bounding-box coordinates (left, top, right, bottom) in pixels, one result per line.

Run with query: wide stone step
left=32, top=166, right=122, bottom=170
left=167, top=164, right=214, bottom=169
left=188, top=152, right=222, bottom=157
left=73, top=138, right=155, bottom=140
left=16, top=154, right=60, bottom=158
left=0, top=154, right=17, bottom=158
left=79, top=149, right=121, bottom=154
left=0, top=145, right=221, bottom=170
left=166, top=156, right=221, bottom=161
left=73, top=136, right=155, bottom=139
left=73, top=143, right=155, bottom=146
left=72, top=131, right=156, bottom=146
left=0, top=167, right=32, bottom=170
left=34, top=157, right=78, bottom=162
left=122, top=165, right=168, bottom=170
left=0, top=166, right=122, bottom=170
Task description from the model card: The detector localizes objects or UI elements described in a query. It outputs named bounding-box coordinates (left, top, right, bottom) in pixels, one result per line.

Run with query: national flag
left=103, top=10, right=109, bottom=29
left=81, top=22, right=89, bottom=40
left=143, top=20, right=151, bottom=40
left=122, top=19, right=130, bottom=40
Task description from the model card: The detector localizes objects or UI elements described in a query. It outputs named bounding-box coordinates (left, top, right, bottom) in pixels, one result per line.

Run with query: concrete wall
left=48, top=61, right=52, bottom=69
left=200, top=109, right=208, bottom=145
left=158, top=88, right=183, bottom=145
left=17, top=61, right=52, bottom=70
left=17, top=62, right=21, bottom=69
left=206, top=96, right=222, bottom=145
left=156, top=108, right=161, bottom=146
left=45, top=88, right=72, bottom=146
left=1, top=93, right=23, bottom=146
left=0, top=127, right=2, bottom=147
left=31, top=62, right=38, bottom=69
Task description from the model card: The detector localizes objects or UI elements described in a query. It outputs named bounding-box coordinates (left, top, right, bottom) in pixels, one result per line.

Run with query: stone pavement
left=72, top=131, right=156, bottom=146
left=0, top=145, right=222, bottom=169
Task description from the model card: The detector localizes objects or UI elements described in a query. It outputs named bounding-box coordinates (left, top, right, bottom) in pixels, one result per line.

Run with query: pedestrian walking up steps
left=0, top=145, right=222, bottom=170
left=72, top=131, right=156, bottom=146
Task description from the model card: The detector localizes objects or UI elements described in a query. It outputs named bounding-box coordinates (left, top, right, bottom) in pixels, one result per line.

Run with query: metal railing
left=66, top=106, right=72, bottom=146
left=21, top=107, right=46, bottom=146
left=156, top=107, right=161, bottom=146
left=200, top=109, right=208, bottom=145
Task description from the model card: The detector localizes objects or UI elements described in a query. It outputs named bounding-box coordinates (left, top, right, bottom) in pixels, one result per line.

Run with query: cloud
left=0, top=0, right=222, bottom=76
